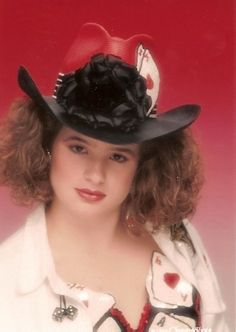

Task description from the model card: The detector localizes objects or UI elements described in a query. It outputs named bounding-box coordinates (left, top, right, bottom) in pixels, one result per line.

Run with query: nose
left=83, top=159, right=106, bottom=185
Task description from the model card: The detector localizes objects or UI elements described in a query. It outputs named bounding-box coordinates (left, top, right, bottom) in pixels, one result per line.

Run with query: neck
left=45, top=200, right=127, bottom=254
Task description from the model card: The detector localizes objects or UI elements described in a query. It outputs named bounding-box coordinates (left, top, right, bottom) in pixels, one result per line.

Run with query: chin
left=68, top=201, right=107, bottom=216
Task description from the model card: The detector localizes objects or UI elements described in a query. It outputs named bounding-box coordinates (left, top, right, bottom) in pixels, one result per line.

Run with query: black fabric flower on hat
left=55, top=54, right=151, bottom=132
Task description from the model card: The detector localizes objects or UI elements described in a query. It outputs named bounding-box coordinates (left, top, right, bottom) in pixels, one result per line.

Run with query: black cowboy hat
left=18, top=23, right=200, bottom=145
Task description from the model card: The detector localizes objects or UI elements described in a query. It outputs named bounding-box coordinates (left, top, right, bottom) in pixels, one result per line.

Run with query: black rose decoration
left=55, top=54, right=151, bottom=132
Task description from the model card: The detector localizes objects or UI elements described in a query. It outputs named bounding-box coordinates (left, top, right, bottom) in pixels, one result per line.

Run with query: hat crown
left=58, top=23, right=160, bottom=118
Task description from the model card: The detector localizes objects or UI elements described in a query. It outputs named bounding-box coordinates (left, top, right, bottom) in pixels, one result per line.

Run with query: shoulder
left=0, top=222, right=25, bottom=247
left=0, top=225, right=25, bottom=262
left=0, top=205, right=44, bottom=269
left=0, top=225, right=26, bottom=299
left=0, top=224, right=25, bottom=275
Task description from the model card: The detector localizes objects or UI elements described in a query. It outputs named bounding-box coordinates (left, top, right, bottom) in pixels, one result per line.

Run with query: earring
left=125, top=210, right=142, bottom=237
left=176, top=175, right=182, bottom=184
left=46, top=148, right=52, bottom=160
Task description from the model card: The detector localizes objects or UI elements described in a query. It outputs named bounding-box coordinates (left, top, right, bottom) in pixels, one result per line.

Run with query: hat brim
left=18, top=66, right=200, bottom=145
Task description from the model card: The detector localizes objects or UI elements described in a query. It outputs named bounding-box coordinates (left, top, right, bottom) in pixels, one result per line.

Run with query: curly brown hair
left=0, top=99, right=62, bottom=204
left=126, top=129, right=204, bottom=230
left=0, top=98, right=204, bottom=236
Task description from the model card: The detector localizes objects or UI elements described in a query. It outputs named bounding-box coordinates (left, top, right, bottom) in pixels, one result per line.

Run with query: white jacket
left=0, top=205, right=229, bottom=332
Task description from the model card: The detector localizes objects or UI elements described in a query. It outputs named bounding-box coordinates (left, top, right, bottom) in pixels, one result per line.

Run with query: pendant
left=52, top=295, right=78, bottom=322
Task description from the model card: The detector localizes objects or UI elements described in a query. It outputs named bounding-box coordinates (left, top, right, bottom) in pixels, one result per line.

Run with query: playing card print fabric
left=92, top=252, right=201, bottom=331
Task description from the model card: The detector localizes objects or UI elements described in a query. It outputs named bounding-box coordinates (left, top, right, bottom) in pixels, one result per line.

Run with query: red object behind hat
left=61, top=22, right=154, bottom=73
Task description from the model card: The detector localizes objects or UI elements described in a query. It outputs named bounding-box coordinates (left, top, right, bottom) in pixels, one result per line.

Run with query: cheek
left=50, top=156, right=68, bottom=181
left=49, top=147, right=78, bottom=187
left=111, top=164, right=137, bottom=195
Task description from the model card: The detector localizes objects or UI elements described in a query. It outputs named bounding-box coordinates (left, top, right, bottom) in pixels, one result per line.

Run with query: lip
left=75, top=188, right=106, bottom=202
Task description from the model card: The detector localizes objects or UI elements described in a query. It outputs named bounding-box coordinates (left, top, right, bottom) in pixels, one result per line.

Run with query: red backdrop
left=0, top=0, right=234, bottom=328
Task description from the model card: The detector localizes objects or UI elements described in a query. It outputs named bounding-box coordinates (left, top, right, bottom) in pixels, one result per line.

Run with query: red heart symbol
left=146, top=73, right=154, bottom=89
left=164, top=273, right=180, bottom=289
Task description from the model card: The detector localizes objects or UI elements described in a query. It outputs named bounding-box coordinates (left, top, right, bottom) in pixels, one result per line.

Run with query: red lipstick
left=75, top=188, right=106, bottom=202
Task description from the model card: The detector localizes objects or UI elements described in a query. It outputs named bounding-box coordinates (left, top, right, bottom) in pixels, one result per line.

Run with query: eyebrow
left=64, top=135, right=138, bottom=156
left=110, top=146, right=138, bottom=157
left=64, top=136, right=90, bottom=145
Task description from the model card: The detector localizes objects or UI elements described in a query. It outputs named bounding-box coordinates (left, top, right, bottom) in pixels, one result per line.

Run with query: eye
left=69, top=145, right=87, bottom=154
left=110, top=153, right=128, bottom=163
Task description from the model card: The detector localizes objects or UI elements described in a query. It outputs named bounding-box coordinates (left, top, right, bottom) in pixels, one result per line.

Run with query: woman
left=0, top=23, right=228, bottom=331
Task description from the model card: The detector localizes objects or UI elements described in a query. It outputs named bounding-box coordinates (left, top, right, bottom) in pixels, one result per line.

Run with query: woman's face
left=49, top=126, right=140, bottom=217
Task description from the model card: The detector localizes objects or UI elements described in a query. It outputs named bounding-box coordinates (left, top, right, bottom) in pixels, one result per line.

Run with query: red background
left=0, top=0, right=235, bottom=328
